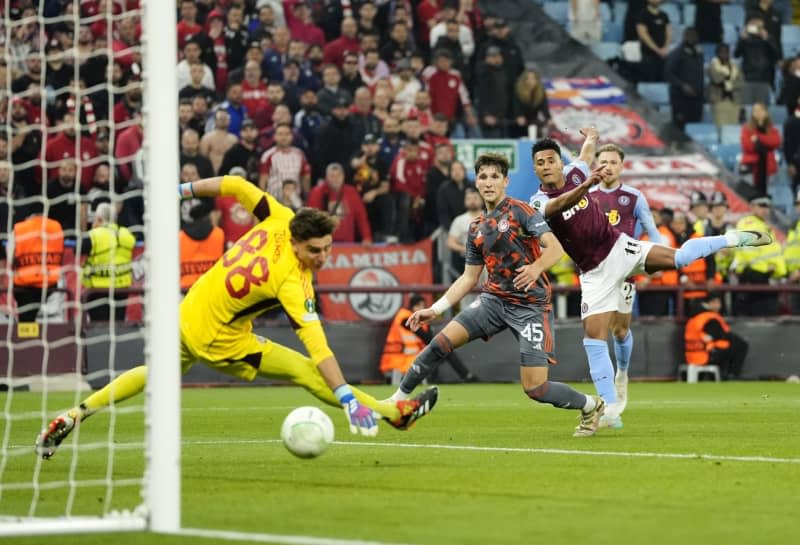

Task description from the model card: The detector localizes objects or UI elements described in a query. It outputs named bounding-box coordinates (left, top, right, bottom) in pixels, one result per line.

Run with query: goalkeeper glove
left=334, top=385, right=378, bottom=437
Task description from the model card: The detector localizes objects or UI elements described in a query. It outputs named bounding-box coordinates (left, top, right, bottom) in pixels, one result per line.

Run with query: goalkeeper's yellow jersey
left=180, top=176, right=333, bottom=365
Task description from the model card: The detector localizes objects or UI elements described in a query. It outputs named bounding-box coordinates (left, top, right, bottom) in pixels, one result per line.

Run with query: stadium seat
left=740, top=81, right=772, bottom=105
left=769, top=106, right=788, bottom=126
left=637, top=82, right=670, bottom=106
left=685, top=122, right=720, bottom=146
left=600, top=2, right=612, bottom=23
left=543, top=1, right=569, bottom=25
left=701, top=103, right=712, bottom=123
left=682, top=3, right=696, bottom=26
left=613, top=1, right=627, bottom=24
left=700, top=43, right=718, bottom=64
left=714, top=143, right=742, bottom=171
left=678, top=364, right=721, bottom=383
left=723, top=23, right=738, bottom=46
left=660, top=3, right=682, bottom=25
left=602, top=21, right=623, bottom=43
left=671, top=24, right=684, bottom=44
left=719, top=124, right=741, bottom=145
left=721, top=4, right=745, bottom=26
left=590, top=41, right=621, bottom=61
left=782, top=24, right=800, bottom=44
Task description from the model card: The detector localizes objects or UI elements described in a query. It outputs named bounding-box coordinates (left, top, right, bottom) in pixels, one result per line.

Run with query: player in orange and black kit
left=386, top=152, right=607, bottom=437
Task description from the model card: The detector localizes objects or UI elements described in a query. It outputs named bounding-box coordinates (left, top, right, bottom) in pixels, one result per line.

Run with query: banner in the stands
left=622, top=154, right=720, bottom=176
left=549, top=105, right=664, bottom=149
left=316, top=239, right=433, bottom=322
left=545, top=76, right=626, bottom=106
left=624, top=177, right=750, bottom=216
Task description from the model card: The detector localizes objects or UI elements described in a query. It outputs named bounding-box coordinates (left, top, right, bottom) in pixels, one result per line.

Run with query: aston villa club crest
left=618, top=195, right=630, bottom=206
left=571, top=173, right=581, bottom=185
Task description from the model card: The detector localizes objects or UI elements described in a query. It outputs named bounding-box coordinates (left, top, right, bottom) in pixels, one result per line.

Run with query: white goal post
left=0, top=0, right=179, bottom=536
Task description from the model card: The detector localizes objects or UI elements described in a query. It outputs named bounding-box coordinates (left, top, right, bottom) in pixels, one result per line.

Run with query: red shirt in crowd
left=390, top=154, right=427, bottom=199
left=323, top=35, right=361, bottom=67
left=241, top=80, right=270, bottom=120
left=421, top=66, right=471, bottom=122
left=43, top=132, right=98, bottom=189
left=307, top=183, right=372, bottom=243
left=215, top=196, right=256, bottom=246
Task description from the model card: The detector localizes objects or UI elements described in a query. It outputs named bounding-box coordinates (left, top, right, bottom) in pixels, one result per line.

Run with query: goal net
left=0, top=0, right=179, bottom=536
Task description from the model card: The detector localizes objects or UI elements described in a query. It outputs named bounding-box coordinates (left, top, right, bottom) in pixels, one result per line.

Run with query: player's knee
left=431, top=332, right=454, bottom=358
left=612, top=325, right=629, bottom=341
left=525, top=381, right=549, bottom=402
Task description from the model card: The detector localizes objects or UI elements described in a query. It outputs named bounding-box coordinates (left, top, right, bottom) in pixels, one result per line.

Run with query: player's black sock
left=525, top=381, right=586, bottom=410
left=398, top=332, right=454, bottom=394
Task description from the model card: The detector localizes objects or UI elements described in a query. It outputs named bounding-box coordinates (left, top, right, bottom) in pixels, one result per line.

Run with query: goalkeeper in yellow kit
left=36, top=175, right=438, bottom=459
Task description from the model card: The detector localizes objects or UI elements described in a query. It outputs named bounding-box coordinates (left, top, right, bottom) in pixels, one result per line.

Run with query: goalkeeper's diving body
left=36, top=175, right=438, bottom=459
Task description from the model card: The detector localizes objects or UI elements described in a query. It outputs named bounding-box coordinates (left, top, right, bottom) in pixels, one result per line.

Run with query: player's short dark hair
left=474, top=152, right=509, bottom=177
left=531, top=138, right=561, bottom=160
left=596, top=143, right=625, bottom=161
left=290, top=208, right=337, bottom=241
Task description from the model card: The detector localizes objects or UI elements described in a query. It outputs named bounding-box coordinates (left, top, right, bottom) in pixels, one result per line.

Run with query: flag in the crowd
left=545, top=76, right=626, bottom=106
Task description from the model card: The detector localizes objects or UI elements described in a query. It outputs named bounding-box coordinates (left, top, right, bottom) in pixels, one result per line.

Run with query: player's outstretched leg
left=523, top=368, right=606, bottom=437
left=669, top=231, right=772, bottom=271
left=35, top=366, right=148, bottom=459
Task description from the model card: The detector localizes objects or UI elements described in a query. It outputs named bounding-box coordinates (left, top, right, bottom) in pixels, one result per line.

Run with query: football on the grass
left=281, top=406, right=335, bottom=459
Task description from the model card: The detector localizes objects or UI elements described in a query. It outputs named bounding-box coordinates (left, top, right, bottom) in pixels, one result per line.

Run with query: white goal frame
left=0, top=0, right=179, bottom=536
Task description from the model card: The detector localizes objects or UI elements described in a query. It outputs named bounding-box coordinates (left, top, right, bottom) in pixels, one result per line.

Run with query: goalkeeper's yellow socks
left=78, top=365, right=148, bottom=419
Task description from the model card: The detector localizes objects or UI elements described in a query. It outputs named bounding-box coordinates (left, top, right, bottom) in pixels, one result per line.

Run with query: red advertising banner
left=549, top=105, right=664, bottom=149
left=316, top=239, right=433, bottom=322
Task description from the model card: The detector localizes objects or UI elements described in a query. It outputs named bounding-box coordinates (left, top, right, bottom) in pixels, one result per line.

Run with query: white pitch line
left=187, top=438, right=800, bottom=465
left=176, top=527, right=422, bottom=545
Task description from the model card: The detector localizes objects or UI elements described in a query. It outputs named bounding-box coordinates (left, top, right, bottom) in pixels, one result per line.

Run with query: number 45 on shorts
left=520, top=322, right=543, bottom=343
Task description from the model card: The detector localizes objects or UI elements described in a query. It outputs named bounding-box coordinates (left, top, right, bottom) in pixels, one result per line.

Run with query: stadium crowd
left=0, top=0, right=798, bottom=322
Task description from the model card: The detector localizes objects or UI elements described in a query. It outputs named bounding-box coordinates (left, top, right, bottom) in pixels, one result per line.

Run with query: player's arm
left=179, top=175, right=289, bottom=222
left=279, top=278, right=378, bottom=436
left=406, top=263, right=484, bottom=331
left=634, top=192, right=666, bottom=244
left=576, top=126, right=599, bottom=165
left=539, top=166, right=605, bottom=219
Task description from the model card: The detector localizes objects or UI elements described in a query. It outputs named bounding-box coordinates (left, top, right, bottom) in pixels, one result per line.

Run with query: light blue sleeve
left=529, top=191, right=550, bottom=215
left=633, top=191, right=664, bottom=244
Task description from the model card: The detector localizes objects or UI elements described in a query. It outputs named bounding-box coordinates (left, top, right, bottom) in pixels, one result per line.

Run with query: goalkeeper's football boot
left=573, top=396, right=605, bottom=437
left=728, top=230, right=772, bottom=247
left=386, top=386, right=439, bottom=430
left=35, top=410, right=79, bottom=459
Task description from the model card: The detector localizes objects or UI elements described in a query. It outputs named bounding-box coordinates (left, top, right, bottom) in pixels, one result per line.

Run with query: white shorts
left=579, top=233, right=655, bottom=319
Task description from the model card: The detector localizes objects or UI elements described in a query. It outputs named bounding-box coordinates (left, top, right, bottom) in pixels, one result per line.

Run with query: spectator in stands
left=638, top=207, right=678, bottom=316
left=323, top=17, right=360, bottom=67
left=430, top=6, right=475, bottom=63
left=349, top=133, right=393, bottom=241
left=179, top=203, right=225, bottom=291
left=694, top=0, right=723, bottom=45
left=399, top=116, right=433, bottom=166
left=249, top=4, right=280, bottom=42
left=12, top=51, right=43, bottom=95
left=422, top=49, right=477, bottom=137
left=178, top=98, right=195, bottom=136
left=778, top=56, right=800, bottom=118
left=177, top=0, right=202, bottom=50
left=279, top=179, right=303, bottom=211
left=85, top=163, right=116, bottom=221
left=417, top=0, right=444, bottom=47
left=390, top=57, right=422, bottom=110
left=708, top=43, right=744, bottom=128
left=219, top=119, right=261, bottom=183
left=425, top=113, right=453, bottom=150
left=262, top=26, right=291, bottom=82
left=746, top=0, right=783, bottom=59
left=338, top=51, right=365, bottom=96
left=10, top=97, right=43, bottom=203
left=390, top=139, right=428, bottom=243
left=785, top=190, right=800, bottom=313
left=178, top=63, right=217, bottom=104
left=689, top=190, right=710, bottom=234
left=317, top=64, right=352, bottom=116
left=359, top=48, right=390, bottom=89
left=202, top=11, right=228, bottom=96
left=476, top=46, right=512, bottom=138
left=307, top=163, right=372, bottom=244
left=740, top=102, right=782, bottom=196
left=176, top=39, right=215, bottom=92
left=313, top=96, right=360, bottom=182
left=44, top=111, right=98, bottom=189
left=381, top=20, right=415, bottom=67
left=285, top=0, right=325, bottom=47
left=379, top=116, right=403, bottom=166
left=350, top=87, right=382, bottom=146
left=783, top=98, right=800, bottom=196
left=259, top=122, right=312, bottom=198
left=433, top=18, right=469, bottom=79
left=210, top=82, right=248, bottom=137
left=635, top=0, right=672, bottom=82
left=732, top=195, right=787, bottom=315
left=281, top=59, right=303, bottom=112
left=0, top=161, right=13, bottom=258
left=447, top=186, right=482, bottom=278
left=11, top=204, right=64, bottom=322
left=478, top=18, right=524, bottom=84
left=294, top=88, right=323, bottom=151
left=224, top=5, right=250, bottom=74
left=437, top=159, right=469, bottom=231
left=665, top=27, right=705, bottom=131
left=623, top=0, right=649, bottom=42
left=734, top=16, right=781, bottom=88
left=200, top=109, right=239, bottom=175
left=409, top=89, right=434, bottom=131
left=356, top=1, right=380, bottom=37
left=47, top=159, right=87, bottom=236
left=190, top=95, right=210, bottom=137
left=180, top=128, right=215, bottom=179
left=569, top=0, right=602, bottom=45
left=423, top=143, right=454, bottom=235
left=704, top=191, right=736, bottom=282
left=512, top=68, right=552, bottom=139
left=241, top=60, right=270, bottom=127
left=81, top=202, right=135, bottom=322
left=115, top=114, right=144, bottom=186
left=684, top=293, right=749, bottom=380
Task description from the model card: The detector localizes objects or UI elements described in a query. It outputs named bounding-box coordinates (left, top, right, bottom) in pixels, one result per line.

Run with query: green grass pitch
left=1, top=383, right=798, bottom=545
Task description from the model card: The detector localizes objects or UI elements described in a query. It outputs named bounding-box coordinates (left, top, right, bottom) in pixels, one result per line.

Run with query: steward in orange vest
left=637, top=218, right=678, bottom=316
left=684, top=293, right=748, bottom=380
left=380, top=294, right=478, bottom=383
left=679, top=232, right=722, bottom=302
left=12, top=208, right=65, bottom=321
left=179, top=205, right=225, bottom=290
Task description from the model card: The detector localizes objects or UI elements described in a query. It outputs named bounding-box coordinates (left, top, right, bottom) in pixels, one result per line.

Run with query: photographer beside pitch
left=36, top=174, right=437, bottom=459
